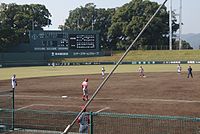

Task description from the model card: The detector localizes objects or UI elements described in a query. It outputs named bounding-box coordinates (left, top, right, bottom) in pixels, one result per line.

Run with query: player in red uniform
left=77, top=106, right=90, bottom=133
left=81, top=78, right=89, bottom=101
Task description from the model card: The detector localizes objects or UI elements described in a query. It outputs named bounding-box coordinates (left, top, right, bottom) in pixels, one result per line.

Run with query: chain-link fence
left=2, top=109, right=200, bottom=134
left=1, top=90, right=200, bottom=134
left=0, top=90, right=14, bottom=132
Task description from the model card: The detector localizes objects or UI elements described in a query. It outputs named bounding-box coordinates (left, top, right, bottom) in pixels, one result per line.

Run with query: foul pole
left=61, top=0, right=168, bottom=133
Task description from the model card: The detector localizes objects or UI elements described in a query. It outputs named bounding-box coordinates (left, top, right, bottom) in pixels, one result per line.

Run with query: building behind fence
left=1, top=90, right=200, bottom=134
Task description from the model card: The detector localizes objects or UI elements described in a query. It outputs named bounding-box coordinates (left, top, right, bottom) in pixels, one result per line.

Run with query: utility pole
left=179, top=0, right=182, bottom=50
left=169, top=0, right=172, bottom=50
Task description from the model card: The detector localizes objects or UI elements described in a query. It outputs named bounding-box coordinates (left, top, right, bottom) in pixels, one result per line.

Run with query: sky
left=1, top=0, right=200, bottom=34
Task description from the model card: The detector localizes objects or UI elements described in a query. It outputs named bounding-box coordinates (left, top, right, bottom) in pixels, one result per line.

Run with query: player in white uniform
left=177, top=64, right=182, bottom=74
left=78, top=106, right=90, bottom=133
left=11, top=74, right=17, bottom=90
left=101, top=67, right=105, bottom=78
left=81, top=78, right=89, bottom=101
left=138, top=66, right=145, bottom=77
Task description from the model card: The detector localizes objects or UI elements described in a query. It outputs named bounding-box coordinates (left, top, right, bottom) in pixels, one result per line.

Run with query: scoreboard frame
left=29, top=30, right=101, bottom=58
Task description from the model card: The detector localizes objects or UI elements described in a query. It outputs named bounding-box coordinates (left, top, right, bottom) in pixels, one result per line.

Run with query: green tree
left=174, top=40, right=193, bottom=50
left=108, top=0, right=179, bottom=50
left=0, top=3, right=51, bottom=51
left=61, top=3, right=96, bottom=30
left=60, top=3, right=115, bottom=50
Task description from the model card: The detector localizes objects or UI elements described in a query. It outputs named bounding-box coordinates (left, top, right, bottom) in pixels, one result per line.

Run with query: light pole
left=91, top=13, right=96, bottom=30
left=32, top=20, right=35, bottom=31
left=92, top=19, right=96, bottom=30
left=169, top=0, right=172, bottom=50
left=179, top=0, right=182, bottom=50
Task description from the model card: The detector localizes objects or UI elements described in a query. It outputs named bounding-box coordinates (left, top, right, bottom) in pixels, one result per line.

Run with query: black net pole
left=11, top=89, right=15, bottom=130
left=62, top=0, right=168, bottom=133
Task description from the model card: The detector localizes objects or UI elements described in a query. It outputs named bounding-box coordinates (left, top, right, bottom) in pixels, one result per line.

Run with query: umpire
left=187, top=66, right=193, bottom=78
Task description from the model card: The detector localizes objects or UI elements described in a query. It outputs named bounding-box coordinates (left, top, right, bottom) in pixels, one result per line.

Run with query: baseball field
left=1, top=64, right=200, bottom=116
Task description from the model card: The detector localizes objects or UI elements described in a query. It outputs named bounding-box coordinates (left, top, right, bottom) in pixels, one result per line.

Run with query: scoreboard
left=29, top=30, right=100, bottom=57
left=69, top=34, right=96, bottom=49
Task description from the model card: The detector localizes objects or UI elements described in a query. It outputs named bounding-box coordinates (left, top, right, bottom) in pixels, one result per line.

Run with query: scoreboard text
left=29, top=30, right=99, bottom=51
left=69, top=34, right=96, bottom=49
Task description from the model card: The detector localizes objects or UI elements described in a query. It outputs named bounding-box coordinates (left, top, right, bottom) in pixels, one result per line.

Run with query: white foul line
left=125, top=98, right=200, bottom=103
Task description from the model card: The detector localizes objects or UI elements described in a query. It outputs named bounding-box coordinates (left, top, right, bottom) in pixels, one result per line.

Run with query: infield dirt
left=1, top=72, right=200, bottom=117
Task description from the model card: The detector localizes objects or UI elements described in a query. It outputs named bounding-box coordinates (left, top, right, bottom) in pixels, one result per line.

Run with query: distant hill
left=182, top=33, right=200, bottom=49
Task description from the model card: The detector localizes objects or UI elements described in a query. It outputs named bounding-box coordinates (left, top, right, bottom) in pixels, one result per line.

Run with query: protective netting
left=0, top=90, right=13, bottom=132
left=5, top=110, right=200, bottom=134
left=14, top=110, right=79, bottom=133
left=93, top=113, right=200, bottom=134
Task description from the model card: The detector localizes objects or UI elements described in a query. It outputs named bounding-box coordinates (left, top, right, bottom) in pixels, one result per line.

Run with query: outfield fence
left=1, top=109, right=200, bottom=134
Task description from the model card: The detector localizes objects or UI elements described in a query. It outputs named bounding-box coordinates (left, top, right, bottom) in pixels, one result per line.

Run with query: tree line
left=0, top=3, right=51, bottom=51
left=0, top=0, right=192, bottom=51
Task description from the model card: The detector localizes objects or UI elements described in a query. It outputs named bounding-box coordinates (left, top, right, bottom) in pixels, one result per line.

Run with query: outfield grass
left=56, top=50, right=200, bottom=62
left=1, top=50, right=200, bottom=80
left=1, top=64, right=200, bottom=80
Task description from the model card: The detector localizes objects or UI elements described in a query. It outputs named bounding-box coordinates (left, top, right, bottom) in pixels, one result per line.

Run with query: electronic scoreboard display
left=30, top=30, right=99, bottom=50
left=69, top=34, right=96, bottom=49
left=29, top=30, right=100, bottom=57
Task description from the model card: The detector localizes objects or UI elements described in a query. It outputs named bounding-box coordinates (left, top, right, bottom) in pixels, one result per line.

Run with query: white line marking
left=34, top=104, right=109, bottom=109
left=16, top=104, right=77, bottom=111
left=16, top=95, right=115, bottom=100
left=16, top=104, right=34, bottom=111
left=34, top=104, right=69, bottom=107
left=94, top=97, right=200, bottom=104
left=15, top=95, right=200, bottom=104
left=16, top=95, right=62, bottom=99
left=95, top=107, right=110, bottom=114
left=124, top=98, right=200, bottom=103
left=15, top=103, right=111, bottom=112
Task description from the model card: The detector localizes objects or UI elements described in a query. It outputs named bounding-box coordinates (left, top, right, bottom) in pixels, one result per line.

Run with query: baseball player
left=52, top=62, right=55, bottom=68
left=177, top=64, right=182, bottom=74
left=81, top=78, right=89, bottom=101
left=11, top=74, right=17, bottom=90
left=77, top=106, right=90, bottom=133
left=138, top=66, right=145, bottom=77
left=187, top=66, right=193, bottom=78
left=101, top=66, right=105, bottom=78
